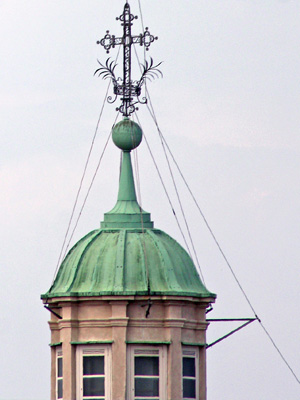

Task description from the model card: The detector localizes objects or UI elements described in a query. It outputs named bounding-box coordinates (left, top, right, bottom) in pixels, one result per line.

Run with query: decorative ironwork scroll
left=95, top=2, right=162, bottom=116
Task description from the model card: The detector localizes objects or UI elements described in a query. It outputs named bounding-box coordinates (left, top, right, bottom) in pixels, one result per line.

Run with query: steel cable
left=52, top=80, right=111, bottom=283
left=52, top=47, right=121, bottom=283
left=60, top=113, right=119, bottom=264
left=145, top=88, right=300, bottom=386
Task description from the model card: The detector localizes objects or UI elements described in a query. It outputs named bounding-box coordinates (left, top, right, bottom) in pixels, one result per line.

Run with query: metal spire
left=95, top=2, right=162, bottom=116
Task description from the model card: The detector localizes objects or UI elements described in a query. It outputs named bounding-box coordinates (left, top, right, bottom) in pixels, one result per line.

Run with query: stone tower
left=42, top=118, right=215, bottom=400
left=42, top=1, right=216, bottom=397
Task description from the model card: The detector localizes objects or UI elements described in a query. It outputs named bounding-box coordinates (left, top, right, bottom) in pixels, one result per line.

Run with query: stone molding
left=49, top=317, right=208, bottom=331
left=44, top=295, right=214, bottom=305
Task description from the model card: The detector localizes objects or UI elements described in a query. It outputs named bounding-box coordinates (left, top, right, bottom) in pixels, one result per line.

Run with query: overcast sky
left=1, top=0, right=300, bottom=399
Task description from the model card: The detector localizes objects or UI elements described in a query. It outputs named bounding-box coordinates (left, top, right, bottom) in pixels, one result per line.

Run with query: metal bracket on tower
left=206, top=318, right=258, bottom=349
left=44, top=305, right=63, bottom=320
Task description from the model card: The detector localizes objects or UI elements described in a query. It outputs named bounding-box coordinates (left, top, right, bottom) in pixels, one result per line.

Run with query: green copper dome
left=42, top=228, right=213, bottom=298
left=42, top=119, right=215, bottom=300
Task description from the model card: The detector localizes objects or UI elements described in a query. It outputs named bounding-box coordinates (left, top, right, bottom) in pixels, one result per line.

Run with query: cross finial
left=95, top=2, right=162, bottom=117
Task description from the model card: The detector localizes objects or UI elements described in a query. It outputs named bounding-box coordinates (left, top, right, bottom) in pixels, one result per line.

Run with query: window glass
left=77, top=346, right=109, bottom=400
left=134, top=355, right=160, bottom=397
left=83, top=356, right=104, bottom=375
left=183, top=357, right=195, bottom=377
left=135, top=356, right=159, bottom=376
left=83, top=377, right=105, bottom=396
left=183, top=379, right=196, bottom=398
left=129, top=347, right=166, bottom=400
left=182, top=348, right=198, bottom=400
left=57, top=357, right=63, bottom=378
left=135, top=377, right=159, bottom=397
left=57, top=379, right=63, bottom=399
left=57, top=351, right=63, bottom=400
left=83, top=356, right=105, bottom=398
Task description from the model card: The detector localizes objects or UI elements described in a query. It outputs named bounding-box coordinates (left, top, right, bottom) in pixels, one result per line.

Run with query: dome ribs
left=113, top=230, right=126, bottom=292
left=67, top=230, right=105, bottom=294
left=146, top=229, right=182, bottom=293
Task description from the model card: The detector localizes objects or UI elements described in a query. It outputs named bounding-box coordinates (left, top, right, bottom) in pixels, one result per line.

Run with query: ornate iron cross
left=95, top=2, right=162, bottom=116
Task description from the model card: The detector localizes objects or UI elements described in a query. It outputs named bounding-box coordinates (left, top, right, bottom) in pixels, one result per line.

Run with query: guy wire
left=145, top=87, right=300, bottom=386
left=52, top=80, right=111, bottom=283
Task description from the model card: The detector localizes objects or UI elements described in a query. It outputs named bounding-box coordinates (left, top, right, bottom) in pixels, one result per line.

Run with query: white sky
left=1, top=0, right=300, bottom=399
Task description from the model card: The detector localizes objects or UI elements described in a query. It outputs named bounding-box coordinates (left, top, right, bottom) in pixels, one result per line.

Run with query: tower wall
left=45, top=295, right=213, bottom=400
